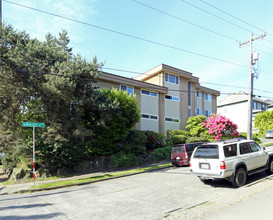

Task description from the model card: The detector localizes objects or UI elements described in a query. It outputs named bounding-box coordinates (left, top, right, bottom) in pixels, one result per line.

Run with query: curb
left=12, top=165, right=173, bottom=194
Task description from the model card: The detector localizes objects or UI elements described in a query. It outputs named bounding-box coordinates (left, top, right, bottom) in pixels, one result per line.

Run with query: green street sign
left=22, top=122, right=45, bottom=128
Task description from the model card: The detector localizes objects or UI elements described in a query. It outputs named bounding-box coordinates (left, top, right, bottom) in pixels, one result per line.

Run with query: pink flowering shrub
left=201, top=114, right=239, bottom=141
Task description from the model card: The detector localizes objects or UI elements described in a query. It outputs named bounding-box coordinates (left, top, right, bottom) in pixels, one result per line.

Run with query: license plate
left=200, top=163, right=210, bottom=169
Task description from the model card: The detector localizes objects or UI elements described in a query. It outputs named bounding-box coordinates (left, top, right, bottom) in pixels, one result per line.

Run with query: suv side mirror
left=262, top=147, right=266, bottom=151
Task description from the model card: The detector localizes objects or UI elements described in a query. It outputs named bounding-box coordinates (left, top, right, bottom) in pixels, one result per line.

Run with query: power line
left=132, top=0, right=273, bottom=59
left=3, top=1, right=273, bottom=95
left=181, top=0, right=273, bottom=45
left=132, top=0, right=240, bottom=43
left=199, top=0, right=273, bottom=39
left=2, top=67, right=273, bottom=99
left=2, top=0, right=248, bottom=70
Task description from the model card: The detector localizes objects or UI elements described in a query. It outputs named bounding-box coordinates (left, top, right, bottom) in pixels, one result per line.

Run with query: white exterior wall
left=140, top=91, right=159, bottom=132
left=217, top=102, right=248, bottom=133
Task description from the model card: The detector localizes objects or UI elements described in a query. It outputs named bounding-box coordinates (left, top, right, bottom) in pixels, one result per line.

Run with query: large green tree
left=0, top=23, right=120, bottom=171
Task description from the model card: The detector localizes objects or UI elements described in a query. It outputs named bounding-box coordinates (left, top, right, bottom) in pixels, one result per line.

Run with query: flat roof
left=98, top=72, right=168, bottom=94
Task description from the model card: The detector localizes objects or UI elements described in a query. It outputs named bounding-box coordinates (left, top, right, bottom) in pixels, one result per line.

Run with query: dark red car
left=171, top=143, right=204, bottom=166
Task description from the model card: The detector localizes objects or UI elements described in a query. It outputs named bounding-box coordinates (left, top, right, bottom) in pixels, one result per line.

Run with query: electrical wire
left=3, top=67, right=273, bottom=98
left=132, top=0, right=273, bottom=59
left=199, top=0, right=273, bottom=39
left=4, top=0, right=273, bottom=73
left=2, top=1, right=273, bottom=97
left=132, top=0, right=240, bottom=43
left=2, top=0, right=248, bottom=70
left=181, top=0, right=273, bottom=45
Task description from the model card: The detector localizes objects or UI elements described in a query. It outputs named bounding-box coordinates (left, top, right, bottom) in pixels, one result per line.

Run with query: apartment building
left=97, top=64, right=220, bottom=133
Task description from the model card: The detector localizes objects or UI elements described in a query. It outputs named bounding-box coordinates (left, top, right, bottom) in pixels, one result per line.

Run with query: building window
left=205, top=110, right=212, bottom=117
left=196, top=91, right=202, bottom=98
left=205, top=93, right=212, bottom=102
left=164, top=73, right=179, bottom=84
left=165, top=94, right=180, bottom=102
left=253, top=101, right=257, bottom=110
left=141, top=90, right=158, bottom=97
left=165, top=117, right=179, bottom=123
left=196, top=108, right=202, bottom=116
left=121, top=85, right=134, bottom=96
left=188, top=108, right=192, bottom=117
left=141, top=114, right=158, bottom=120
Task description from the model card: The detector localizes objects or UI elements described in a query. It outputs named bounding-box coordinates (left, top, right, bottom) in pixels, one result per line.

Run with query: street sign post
left=22, top=122, right=45, bottom=184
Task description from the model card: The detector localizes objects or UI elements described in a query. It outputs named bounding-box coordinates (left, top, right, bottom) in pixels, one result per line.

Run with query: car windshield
left=266, top=130, right=273, bottom=134
left=193, top=145, right=219, bottom=159
left=172, top=145, right=184, bottom=153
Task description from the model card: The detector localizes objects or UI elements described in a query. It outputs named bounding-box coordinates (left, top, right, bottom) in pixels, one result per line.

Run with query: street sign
left=22, top=122, right=45, bottom=184
left=22, top=122, right=45, bottom=128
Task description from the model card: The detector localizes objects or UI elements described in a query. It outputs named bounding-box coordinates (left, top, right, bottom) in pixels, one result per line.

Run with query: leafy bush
left=144, top=130, right=164, bottom=150
left=125, top=130, right=147, bottom=146
left=254, top=110, right=273, bottom=137
left=171, top=135, right=187, bottom=144
left=165, top=130, right=190, bottom=145
left=123, top=144, right=146, bottom=157
left=111, top=151, right=140, bottom=168
left=186, top=115, right=207, bottom=136
left=151, top=146, right=172, bottom=162
left=86, top=89, right=141, bottom=155
left=239, top=132, right=261, bottom=144
left=201, top=114, right=239, bottom=141
left=186, top=136, right=210, bottom=143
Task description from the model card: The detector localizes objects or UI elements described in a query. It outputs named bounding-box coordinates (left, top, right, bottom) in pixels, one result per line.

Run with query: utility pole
left=240, top=33, right=266, bottom=140
left=0, top=0, right=2, bottom=25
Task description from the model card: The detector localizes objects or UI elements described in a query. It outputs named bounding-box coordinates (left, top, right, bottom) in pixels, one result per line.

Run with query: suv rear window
left=223, top=144, right=237, bottom=157
left=172, top=145, right=184, bottom=153
left=193, top=145, right=219, bottom=159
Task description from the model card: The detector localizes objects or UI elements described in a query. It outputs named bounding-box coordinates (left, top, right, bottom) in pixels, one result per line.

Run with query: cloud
left=4, top=0, right=98, bottom=43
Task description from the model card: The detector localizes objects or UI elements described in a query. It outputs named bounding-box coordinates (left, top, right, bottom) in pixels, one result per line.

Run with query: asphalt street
left=1, top=166, right=273, bottom=219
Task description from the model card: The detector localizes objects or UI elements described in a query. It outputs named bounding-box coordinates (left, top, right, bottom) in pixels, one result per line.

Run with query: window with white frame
left=121, top=85, right=134, bottom=96
left=165, top=117, right=179, bottom=123
left=196, top=91, right=202, bottom=98
left=196, top=108, right=202, bottom=116
left=205, top=93, right=212, bottom=102
left=141, top=89, right=158, bottom=97
left=164, top=73, right=179, bottom=84
left=141, top=114, right=158, bottom=120
left=165, top=94, right=180, bottom=102
left=205, top=110, right=212, bottom=117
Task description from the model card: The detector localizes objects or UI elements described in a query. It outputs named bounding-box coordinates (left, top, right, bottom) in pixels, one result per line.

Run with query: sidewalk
left=0, top=162, right=172, bottom=195
left=204, top=185, right=273, bottom=220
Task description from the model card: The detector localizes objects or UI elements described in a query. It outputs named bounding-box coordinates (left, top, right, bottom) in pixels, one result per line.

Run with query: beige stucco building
left=97, top=64, right=220, bottom=133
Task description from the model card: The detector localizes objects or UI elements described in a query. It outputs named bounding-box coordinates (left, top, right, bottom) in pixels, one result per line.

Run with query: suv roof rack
left=223, top=138, right=245, bottom=144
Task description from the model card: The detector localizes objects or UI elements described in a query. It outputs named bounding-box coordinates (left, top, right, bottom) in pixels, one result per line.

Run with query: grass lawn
left=30, top=163, right=172, bottom=189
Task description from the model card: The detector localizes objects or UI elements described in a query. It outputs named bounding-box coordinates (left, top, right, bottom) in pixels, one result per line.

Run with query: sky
left=2, top=0, right=273, bottom=100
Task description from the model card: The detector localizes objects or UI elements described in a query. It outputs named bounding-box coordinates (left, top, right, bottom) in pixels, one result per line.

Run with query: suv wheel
left=266, top=158, right=273, bottom=175
left=232, top=168, right=247, bottom=187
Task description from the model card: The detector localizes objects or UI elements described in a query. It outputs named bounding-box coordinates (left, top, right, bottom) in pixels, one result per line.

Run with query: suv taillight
left=189, top=161, right=191, bottom=167
left=220, top=161, right=226, bottom=170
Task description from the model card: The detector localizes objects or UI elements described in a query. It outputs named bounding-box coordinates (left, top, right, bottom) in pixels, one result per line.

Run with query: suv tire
left=232, top=168, right=247, bottom=187
left=266, top=158, right=273, bottom=175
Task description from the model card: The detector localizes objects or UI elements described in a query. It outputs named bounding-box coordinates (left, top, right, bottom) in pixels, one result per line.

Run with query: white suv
left=190, top=139, right=273, bottom=187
